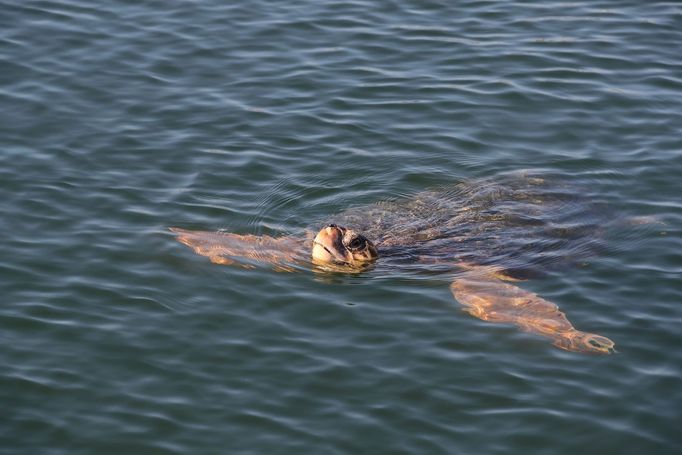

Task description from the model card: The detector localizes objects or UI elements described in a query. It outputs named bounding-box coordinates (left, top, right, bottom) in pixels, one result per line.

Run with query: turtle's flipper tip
left=583, top=334, right=616, bottom=355
left=554, top=332, right=616, bottom=355
left=168, top=227, right=196, bottom=249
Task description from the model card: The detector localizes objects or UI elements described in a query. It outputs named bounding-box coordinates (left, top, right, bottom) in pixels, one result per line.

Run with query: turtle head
left=312, top=224, right=378, bottom=269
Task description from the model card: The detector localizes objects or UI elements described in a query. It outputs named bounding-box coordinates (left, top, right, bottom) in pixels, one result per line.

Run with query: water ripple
left=2, top=0, right=682, bottom=453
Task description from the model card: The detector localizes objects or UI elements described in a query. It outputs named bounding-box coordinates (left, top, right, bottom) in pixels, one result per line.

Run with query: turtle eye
left=347, top=236, right=366, bottom=251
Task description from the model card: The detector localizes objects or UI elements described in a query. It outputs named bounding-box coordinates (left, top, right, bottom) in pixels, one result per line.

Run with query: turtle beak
left=312, top=225, right=350, bottom=264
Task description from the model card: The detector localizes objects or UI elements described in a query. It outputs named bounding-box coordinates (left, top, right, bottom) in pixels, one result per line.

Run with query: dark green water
left=2, top=1, right=681, bottom=453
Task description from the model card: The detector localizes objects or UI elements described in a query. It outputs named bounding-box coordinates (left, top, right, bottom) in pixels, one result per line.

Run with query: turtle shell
left=319, top=171, right=610, bottom=278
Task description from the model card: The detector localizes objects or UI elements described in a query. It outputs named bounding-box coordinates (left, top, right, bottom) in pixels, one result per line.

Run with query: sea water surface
left=2, top=1, right=681, bottom=453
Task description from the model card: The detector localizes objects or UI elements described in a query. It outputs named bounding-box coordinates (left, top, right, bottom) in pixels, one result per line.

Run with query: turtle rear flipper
left=450, top=271, right=615, bottom=355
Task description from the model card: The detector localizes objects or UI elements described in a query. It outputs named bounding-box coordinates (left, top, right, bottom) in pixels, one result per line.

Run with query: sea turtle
left=170, top=172, right=619, bottom=354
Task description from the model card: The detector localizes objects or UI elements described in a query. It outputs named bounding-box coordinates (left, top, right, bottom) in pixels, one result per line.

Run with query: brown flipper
left=169, top=227, right=305, bottom=271
left=450, top=270, right=615, bottom=354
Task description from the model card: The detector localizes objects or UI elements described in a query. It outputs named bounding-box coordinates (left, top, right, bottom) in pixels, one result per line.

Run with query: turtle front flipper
left=170, top=227, right=305, bottom=271
left=450, top=271, right=616, bottom=355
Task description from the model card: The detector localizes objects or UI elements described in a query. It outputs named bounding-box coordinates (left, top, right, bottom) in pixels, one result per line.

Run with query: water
left=1, top=1, right=681, bottom=453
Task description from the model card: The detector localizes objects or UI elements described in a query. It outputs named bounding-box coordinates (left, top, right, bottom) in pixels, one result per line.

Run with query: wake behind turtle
left=171, top=171, right=618, bottom=354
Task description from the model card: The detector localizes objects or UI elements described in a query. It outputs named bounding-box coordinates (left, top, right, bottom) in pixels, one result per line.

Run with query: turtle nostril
left=327, top=224, right=337, bottom=228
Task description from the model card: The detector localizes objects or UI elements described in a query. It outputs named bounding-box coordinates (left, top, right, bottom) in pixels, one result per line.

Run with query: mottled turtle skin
left=171, top=171, right=617, bottom=354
